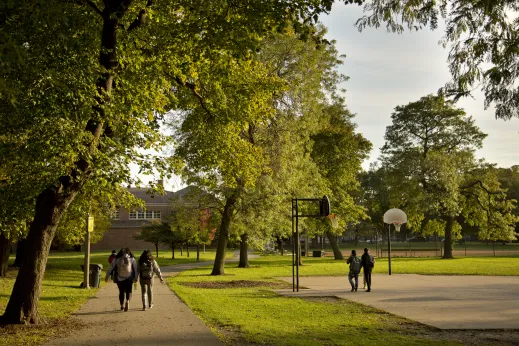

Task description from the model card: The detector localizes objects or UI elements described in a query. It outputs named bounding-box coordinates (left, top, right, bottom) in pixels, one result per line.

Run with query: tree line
left=2, top=0, right=519, bottom=325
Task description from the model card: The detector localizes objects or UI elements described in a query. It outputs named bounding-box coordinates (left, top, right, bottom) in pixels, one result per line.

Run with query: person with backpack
left=360, top=247, right=375, bottom=292
left=346, top=250, right=361, bottom=292
left=105, top=247, right=138, bottom=312
left=138, top=249, right=164, bottom=311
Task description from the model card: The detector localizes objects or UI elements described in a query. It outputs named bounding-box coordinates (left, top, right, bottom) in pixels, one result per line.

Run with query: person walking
left=346, top=250, right=361, bottom=292
left=360, top=247, right=375, bottom=292
left=138, top=249, right=164, bottom=311
left=108, top=250, right=117, bottom=281
left=108, top=250, right=116, bottom=264
left=105, top=247, right=138, bottom=311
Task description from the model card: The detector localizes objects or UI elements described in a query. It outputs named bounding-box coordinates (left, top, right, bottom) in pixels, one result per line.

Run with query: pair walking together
left=346, top=248, right=375, bottom=292
left=105, top=248, right=164, bottom=311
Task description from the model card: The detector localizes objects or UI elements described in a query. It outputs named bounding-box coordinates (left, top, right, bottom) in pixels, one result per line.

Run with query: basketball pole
left=388, top=223, right=392, bottom=276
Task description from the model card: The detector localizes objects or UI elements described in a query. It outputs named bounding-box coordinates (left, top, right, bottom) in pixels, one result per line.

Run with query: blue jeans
left=348, top=272, right=359, bottom=289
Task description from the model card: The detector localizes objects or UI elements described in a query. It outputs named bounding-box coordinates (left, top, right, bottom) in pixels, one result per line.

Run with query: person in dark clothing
left=105, top=247, right=138, bottom=311
left=346, top=249, right=361, bottom=292
left=108, top=250, right=117, bottom=264
left=360, top=247, right=375, bottom=292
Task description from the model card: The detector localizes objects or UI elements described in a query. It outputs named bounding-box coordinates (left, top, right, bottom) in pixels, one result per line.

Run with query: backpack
left=366, top=255, right=375, bottom=269
left=140, top=260, right=153, bottom=279
left=118, top=256, right=132, bottom=279
left=350, top=256, right=361, bottom=274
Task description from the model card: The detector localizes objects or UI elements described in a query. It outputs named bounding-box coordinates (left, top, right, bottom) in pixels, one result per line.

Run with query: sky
left=320, top=3, right=519, bottom=170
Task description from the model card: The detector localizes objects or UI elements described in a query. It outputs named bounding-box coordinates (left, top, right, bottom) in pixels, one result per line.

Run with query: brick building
left=91, top=185, right=194, bottom=251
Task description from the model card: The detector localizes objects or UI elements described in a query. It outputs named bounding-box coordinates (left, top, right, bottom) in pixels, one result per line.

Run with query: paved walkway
left=276, top=274, right=519, bottom=329
left=45, top=261, right=223, bottom=346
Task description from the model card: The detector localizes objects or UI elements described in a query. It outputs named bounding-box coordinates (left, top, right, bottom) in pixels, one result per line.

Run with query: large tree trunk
left=1, top=186, right=80, bottom=324
left=277, top=237, right=284, bottom=256
left=0, top=234, right=11, bottom=277
left=238, top=233, right=249, bottom=268
left=13, top=239, right=26, bottom=267
left=326, top=231, right=343, bottom=260
left=211, top=190, right=239, bottom=275
left=443, top=215, right=454, bottom=259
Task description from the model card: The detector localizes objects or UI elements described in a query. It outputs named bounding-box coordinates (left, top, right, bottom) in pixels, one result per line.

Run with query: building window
left=129, top=211, right=161, bottom=220
left=112, top=211, right=120, bottom=220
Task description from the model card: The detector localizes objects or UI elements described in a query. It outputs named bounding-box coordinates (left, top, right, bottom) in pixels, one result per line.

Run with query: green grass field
left=169, top=254, right=519, bottom=346
left=1, top=251, right=518, bottom=346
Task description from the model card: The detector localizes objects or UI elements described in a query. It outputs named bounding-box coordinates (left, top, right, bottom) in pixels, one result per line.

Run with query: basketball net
left=393, top=222, right=402, bottom=232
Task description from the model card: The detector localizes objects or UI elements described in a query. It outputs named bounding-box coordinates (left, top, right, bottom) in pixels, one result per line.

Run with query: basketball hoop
left=383, top=208, right=407, bottom=231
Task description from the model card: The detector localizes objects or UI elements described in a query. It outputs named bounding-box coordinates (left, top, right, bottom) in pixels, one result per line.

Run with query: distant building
left=91, top=184, right=195, bottom=251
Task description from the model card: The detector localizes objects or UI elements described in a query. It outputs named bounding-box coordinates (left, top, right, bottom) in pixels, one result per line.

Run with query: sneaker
left=350, top=288, right=354, bottom=292
left=124, top=301, right=129, bottom=312
left=120, top=305, right=124, bottom=311
left=142, top=306, right=146, bottom=311
left=355, top=288, right=358, bottom=292
left=149, top=304, right=153, bottom=309
left=366, top=289, right=371, bottom=292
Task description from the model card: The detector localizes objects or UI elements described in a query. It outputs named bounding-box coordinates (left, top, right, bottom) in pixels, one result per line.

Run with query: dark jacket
left=360, top=252, right=375, bottom=271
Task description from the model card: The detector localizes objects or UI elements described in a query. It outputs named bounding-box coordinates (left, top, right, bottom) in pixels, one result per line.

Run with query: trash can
left=312, top=250, right=325, bottom=257
left=80, top=264, right=103, bottom=288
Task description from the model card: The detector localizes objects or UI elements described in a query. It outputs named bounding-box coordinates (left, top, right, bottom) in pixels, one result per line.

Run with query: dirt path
left=44, top=262, right=223, bottom=346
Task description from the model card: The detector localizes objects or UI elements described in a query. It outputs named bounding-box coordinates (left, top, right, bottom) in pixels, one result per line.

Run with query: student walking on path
left=138, top=249, right=164, bottom=311
left=105, top=247, right=138, bottom=311
left=346, top=250, right=361, bottom=292
left=360, top=248, right=375, bottom=292
left=45, top=261, right=223, bottom=346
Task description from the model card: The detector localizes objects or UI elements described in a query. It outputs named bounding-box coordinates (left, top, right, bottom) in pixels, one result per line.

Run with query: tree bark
left=0, top=234, right=11, bottom=277
left=443, top=215, right=454, bottom=259
left=187, top=243, right=190, bottom=257
left=238, top=233, right=249, bottom=268
left=155, top=243, right=159, bottom=258
left=13, top=239, right=25, bottom=267
left=1, top=186, right=80, bottom=324
left=277, top=237, right=284, bottom=256
left=211, top=190, right=239, bottom=275
left=171, top=243, right=175, bottom=259
left=326, top=231, right=343, bottom=260
left=196, top=243, right=200, bottom=261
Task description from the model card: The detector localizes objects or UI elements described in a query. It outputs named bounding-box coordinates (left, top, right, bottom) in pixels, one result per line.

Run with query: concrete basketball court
left=277, top=274, right=519, bottom=329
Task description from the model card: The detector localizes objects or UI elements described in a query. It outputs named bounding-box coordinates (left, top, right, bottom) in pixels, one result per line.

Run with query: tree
left=356, top=0, right=519, bottom=120
left=381, top=94, right=517, bottom=258
left=1, top=0, right=355, bottom=324
left=310, top=101, right=372, bottom=259
left=136, top=221, right=165, bottom=258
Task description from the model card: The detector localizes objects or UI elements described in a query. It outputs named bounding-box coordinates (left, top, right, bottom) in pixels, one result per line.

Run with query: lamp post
left=383, top=208, right=407, bottom=276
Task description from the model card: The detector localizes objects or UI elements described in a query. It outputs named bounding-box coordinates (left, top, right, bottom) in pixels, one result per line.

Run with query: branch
left=173, top=76, right=215, bottom=121
left=83, top=0, right=103, bottom=16
left=128, top=0, right=153, bottom=31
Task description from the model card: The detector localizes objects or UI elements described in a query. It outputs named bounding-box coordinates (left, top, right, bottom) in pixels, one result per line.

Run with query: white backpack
left=118, top=256, right=132, bottom=279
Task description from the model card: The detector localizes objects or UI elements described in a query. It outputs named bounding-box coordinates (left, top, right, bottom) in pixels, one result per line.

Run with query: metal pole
left=388, top=223, right=392, bottom=275
left=296, top=199, right=300, bottom=292
left=83, top=214, right=91, bottom=289
left=291, top=199, right=295, bottom=292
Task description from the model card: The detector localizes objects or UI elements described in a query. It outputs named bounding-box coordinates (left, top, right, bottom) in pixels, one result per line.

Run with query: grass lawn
left=170, top=254, right=519, bottom=346
left=0, top=249, right=219, bottom=346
